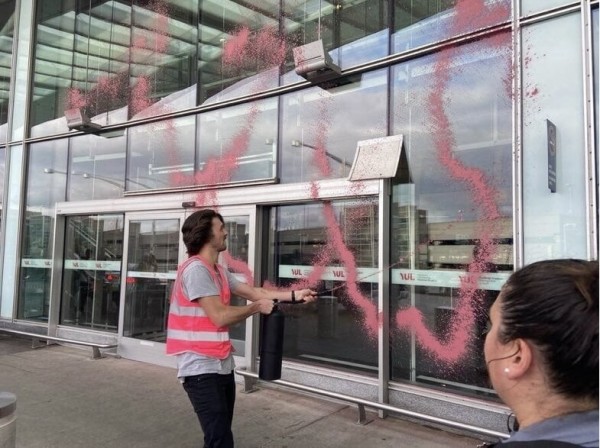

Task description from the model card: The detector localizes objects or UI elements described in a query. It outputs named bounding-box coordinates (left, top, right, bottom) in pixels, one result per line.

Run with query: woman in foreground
left=482, top=258, right=598, bottom=448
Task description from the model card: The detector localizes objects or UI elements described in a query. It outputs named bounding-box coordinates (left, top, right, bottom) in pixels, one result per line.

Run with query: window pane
left=0, top=0, right=16, bottom=142
left=521, top=0, right=571, bottom=17
left=30, top=1, right=199, bottom=137
left=390, top=34, right=513, bottom=398
left=30, top=1, right=76, bottom=137
left=61, top=214, right=124, bottom=332
left=281, top=0, right=389, bottom=86
left=68, top=132, right=126, bottom=200
left=124, top=218, right=178, bottom=340
left=196, top=98, right=277, bottom=187
left=127, top=115, right=195, bottom=191
left=280, top=69, right=387, bottom=183
left=393, top=0, right=510, bottom=54
left=129, top=0, right=197, bottom=119
left=199, top=0, right=280, bottom=104
left=268, top=200, right=379, bottom=374
left=18, top=140, right=68, bottom=321
left=522, top=13, right=588, bottom=262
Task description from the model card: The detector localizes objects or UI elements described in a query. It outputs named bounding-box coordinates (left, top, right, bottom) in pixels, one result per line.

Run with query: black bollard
left=259, top=301, right=285, bottom=381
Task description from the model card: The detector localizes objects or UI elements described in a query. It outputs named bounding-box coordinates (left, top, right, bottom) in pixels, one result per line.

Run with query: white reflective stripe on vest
left=168, top=329, right=229, bottom=342
left=170, top=303, right=207, bottom=317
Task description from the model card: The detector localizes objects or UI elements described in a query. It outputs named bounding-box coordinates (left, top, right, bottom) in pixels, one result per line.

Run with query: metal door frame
left=118, top=205, right=258, bottom=368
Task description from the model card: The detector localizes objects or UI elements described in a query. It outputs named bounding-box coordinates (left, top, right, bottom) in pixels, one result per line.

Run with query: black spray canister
left=259, top=300, right=285, bottom=381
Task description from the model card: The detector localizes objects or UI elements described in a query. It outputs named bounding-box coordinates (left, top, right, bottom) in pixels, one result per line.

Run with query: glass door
left=60, top=214, right=124, bottom=331
left=118, top=206, right=256, bottom=368
left=119, top=212, right=183, bottom=367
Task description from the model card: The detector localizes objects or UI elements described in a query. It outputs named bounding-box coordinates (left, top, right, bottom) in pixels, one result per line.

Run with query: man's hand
left=296, top=289, right=318, bottom=303
left=256, top=299, right=275, bottom=314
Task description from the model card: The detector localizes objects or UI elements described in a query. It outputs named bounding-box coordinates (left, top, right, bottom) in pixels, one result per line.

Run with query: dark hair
left=498, top=258, right=599, bottom=402
left=181, top=209, right=224, bottom=256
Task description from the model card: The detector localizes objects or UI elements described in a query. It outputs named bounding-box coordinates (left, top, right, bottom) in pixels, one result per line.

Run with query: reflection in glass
left=60, top=215, right=124, bottom=331
left=522, top=13, right=587, bottom=262
left=393, top=0, right=510, bottom=54
left=199, top=0, right=280, bottom=104
left=281, top=0, right=388, bottom=85
left=389, top=34, right=512, bottom=398
left=268, top=200, right=379, bottom=374
left=280, top=69, right=387, bottom=183
left=521, top=0, right=571, bottom=17
left=68, top=133, right=126, bottom=200
left=129, top=0, right=197, bottom=119
left=127, top=116, right=195, bottom=191
left=124, top=218, right=179, bottom=341
left=197, top=99, right=277, bottom=185
left=30, top=1, right=198, bottom=137
left=0, top=0, right=16, bottom=143
left=18, top=140, right=68, bottom=321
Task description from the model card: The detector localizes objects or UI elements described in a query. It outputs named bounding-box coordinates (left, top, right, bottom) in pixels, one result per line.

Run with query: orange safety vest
left=166, top=255, right=232, bottom=359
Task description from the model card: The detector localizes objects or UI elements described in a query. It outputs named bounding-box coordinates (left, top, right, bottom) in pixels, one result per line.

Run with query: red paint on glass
left=391, top=1, right=512, bottom=363
left=223, top=26, right=286, bottom=72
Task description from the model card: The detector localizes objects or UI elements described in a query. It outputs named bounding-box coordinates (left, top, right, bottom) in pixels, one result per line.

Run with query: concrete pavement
left=0, top=333, right=485, bottom=448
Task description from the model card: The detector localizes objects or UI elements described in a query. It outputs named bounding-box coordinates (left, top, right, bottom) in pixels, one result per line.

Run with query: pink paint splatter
left=130, top=76, right=154, bottom=117
left=391, top=0, right=512, bottom=363
left=223, top=26, right=286, bottom=73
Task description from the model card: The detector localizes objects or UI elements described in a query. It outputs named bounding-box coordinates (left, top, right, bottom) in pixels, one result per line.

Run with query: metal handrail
left=0, top=328, right=117, bottom=359
left=235, top=367, right=508, bottom=440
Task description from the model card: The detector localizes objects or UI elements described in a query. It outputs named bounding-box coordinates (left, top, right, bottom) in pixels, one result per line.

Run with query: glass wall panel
left=281, top=0, right=389, bottom=86
left=129, top=0, right=197, bottom=119
left=30, top=1, right=77, bottom=137
left=18, top=140, right=68, bottom=321
left=521, top=0, right=571, bottom=17
left=389, top=34, right=512, bottom=397
left=0, top=0, right=16, bottom=144
left=196, top=98, right=277, bottom=187
left=60, top=214, right=124, bottom=331
left=198, top=0, right=280, bottom=104
left=128, top=115, right=195, bottom=191
left=0, top=147, right=4, bottom=237
left=280, top=69, right=387, bottom=183
left=393, top=0, right=510, bottom=54
left=68, top=132, right=126, bottom=200
left=268, top=199, right=379, bottom=374
left=124, top=217, right=178, bottom=340
left=31, top=1, right=198, bottom=138
left=522, top=13, right=587, bottom=262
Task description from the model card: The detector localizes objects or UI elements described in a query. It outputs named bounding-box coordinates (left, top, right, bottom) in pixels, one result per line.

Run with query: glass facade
left=0, top=0, right=597, bottom=435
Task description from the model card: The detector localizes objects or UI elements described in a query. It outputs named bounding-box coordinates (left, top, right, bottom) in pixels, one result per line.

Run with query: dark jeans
left=182, top=373, right=236, bottom=448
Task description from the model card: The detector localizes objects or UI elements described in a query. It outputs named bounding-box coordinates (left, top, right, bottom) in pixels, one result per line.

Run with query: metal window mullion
left=512, top=0, right=523, bottom=269
left=581, top=0, right=598, bottom=259
left=378, top=177, right=390, bottom=418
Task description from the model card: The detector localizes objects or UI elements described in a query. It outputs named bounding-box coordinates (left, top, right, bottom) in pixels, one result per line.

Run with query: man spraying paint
left=166, top=208, right=317, bottom=448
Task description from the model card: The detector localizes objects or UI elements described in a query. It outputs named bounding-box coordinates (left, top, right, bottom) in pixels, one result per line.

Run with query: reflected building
left=0, top=0, right=597, bottom=439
